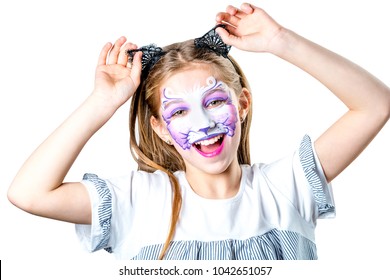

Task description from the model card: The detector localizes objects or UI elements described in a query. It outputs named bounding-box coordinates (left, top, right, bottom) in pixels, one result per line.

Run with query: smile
left=192, top=134, right=225, bottom=157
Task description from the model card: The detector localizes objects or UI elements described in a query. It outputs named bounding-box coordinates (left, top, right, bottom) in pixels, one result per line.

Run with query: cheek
left=165, top=118, right=193, bottom=150
left=210, top=104, right=239, bottom=132
left=211, top=102, right=238, bottom=118
left=226, top=104, right=239, bottom=122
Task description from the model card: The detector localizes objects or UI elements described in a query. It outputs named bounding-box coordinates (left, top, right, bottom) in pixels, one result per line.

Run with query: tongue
left=200, top=142, right=221, bottom=153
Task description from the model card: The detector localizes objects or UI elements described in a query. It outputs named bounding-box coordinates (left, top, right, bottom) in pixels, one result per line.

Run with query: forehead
left=160, top=64, right=222, bottom=95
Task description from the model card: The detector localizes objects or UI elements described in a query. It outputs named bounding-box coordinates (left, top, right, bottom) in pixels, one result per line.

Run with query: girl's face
left=156, top=66, right=243, bottom=174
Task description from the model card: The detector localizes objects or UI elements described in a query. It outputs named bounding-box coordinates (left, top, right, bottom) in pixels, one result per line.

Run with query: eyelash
left=172, top=109, right=187, bottom=117
left=167, top=97, right=227, bottom=119
left=205, top=99, right=226, bottom=108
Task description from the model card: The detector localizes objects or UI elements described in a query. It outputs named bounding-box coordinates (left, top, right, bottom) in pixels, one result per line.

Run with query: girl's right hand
left=92, top=37, right=142, bottom=111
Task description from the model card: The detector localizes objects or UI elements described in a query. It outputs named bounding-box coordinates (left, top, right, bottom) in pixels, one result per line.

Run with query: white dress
left=75, top=135, right=335, bottom=260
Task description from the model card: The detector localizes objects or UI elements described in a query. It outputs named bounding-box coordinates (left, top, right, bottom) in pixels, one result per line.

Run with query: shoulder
left=82, top=169, right=172, bottom=200
left=248, top=135, right=316, bottom=181
left=243, top=134, right=335, bottom=220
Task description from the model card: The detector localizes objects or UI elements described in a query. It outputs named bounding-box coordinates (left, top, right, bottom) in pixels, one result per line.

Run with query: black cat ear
left=127, top=44, right=166, bottom=72
left=194, top=24, right=231, bottom=58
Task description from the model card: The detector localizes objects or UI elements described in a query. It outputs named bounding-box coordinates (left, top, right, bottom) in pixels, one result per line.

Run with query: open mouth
left=192, top=134, right=225, bottom=157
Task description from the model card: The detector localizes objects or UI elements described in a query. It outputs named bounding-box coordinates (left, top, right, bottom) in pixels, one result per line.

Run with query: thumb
left=216, top=26, right=239, bottom=47
left=130, top=51, right=142, bottom=85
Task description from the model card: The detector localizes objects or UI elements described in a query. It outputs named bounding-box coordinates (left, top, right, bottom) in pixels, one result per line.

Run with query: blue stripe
left=299, top=135, right=335, bottom=216
left=83, top=173, right=112, bottom=253
left=131, top=229, right=317, bottom=260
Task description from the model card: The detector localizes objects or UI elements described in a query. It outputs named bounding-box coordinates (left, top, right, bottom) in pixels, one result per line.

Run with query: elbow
left=380, top=89, right=390, bottom=123
left=7, top=185, right=37, bottom=214
left=371, top=88, right=390, bottom=124
left=7, top=186, right=25, bottom=211
left=375, top=100, right=390, bottom=131
left=7, top=185, right=19, bottom=207
left=386, top=92, right=390, bottom=121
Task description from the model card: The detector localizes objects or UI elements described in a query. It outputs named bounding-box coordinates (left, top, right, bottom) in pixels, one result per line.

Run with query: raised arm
left=216, top=3, right=390, bottom=182
left=7, top=37, right=142, bottom=224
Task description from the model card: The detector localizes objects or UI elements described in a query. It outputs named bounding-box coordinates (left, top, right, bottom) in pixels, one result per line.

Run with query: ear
left=238, top=87, right=251, bottom=120
left=150, top=116, right=173, bottom=145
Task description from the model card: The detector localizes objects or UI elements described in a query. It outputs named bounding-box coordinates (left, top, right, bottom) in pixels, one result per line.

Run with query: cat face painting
left=157, top=66, right=243, bottom=174
left=161, top=74, right=238, bottom=156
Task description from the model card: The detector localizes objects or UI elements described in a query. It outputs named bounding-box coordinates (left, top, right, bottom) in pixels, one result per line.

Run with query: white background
left=1, top=0, right=389, bottom=279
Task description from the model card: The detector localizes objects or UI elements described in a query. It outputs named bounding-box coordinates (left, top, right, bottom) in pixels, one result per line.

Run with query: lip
left=193, top=134, right=225, bottom=158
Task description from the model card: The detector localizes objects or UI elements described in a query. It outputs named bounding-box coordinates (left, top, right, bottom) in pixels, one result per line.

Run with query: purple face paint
left=161, top=76, right=238, bottom=150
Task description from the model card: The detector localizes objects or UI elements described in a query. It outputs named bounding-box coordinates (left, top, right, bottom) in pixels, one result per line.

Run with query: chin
left=200, top=162, right=231, bottom=175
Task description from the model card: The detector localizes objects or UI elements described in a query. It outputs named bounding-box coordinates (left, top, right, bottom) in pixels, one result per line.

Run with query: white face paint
left=161, top=76, right=238, bottom=157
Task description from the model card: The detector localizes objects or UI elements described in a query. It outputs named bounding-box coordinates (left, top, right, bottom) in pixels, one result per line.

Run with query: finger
left=130, top=51, right=142, bottom=84
left=107, top=36, right=126, bottom=64
left=97, top=42, right=112, bottom=66
left=216, top=26, right=238, bottom=46
left=226, top=5, right=238, bottom=16
left=222, top=24, right=238, bottom=36
left=226, top=5, right=246, bottom=19
left=240, top=3, right=255, bottom=14
left=216, top=12, right=239, bottom=27
left=118, top=42, right=137, bottom=66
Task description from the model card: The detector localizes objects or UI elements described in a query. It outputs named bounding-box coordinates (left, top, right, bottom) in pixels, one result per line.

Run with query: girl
left=7, top=3, right=390, bottom=260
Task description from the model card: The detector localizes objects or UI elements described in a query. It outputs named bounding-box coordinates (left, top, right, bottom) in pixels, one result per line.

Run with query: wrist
left=85, top=92, right=119, bottom=118
left=267, top=27, right=300, bottom=58
left=78, top=94, right=118, bottom=128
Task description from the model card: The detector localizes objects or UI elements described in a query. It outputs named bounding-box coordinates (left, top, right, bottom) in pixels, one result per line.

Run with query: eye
left=172, top=109, right=187, bottom=117
left=206, top=99, right=225, bottom=108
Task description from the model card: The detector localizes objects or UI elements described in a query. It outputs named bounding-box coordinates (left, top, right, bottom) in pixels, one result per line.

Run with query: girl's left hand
left=216, top=3, right=284, bottom=53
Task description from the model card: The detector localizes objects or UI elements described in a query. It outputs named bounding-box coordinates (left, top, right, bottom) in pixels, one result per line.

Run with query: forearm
left=271, top=28, right=390, bottom=181
left=8, top=94, right=115, bottom=208
left=270, top=28, right=390, bottom=114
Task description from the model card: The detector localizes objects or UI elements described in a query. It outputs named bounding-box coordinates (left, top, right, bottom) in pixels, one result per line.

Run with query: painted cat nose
left=198, top=120, right=216, bottom=134
left=198, top=127, right=209, bottom=134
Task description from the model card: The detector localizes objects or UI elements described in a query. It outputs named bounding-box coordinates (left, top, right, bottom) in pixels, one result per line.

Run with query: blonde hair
left=129, top=39, right=252, bottom=259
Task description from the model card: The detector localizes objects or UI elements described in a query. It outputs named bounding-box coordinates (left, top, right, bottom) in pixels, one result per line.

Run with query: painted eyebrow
left=203, top=82, right=226, bottom=95
left=201, top=86, right=230, bottom=103
left=162, top=98, right=185, bottom=111
left=203, top=87, right=229, bottom=97
left=161, top=82, right=228, bottom=109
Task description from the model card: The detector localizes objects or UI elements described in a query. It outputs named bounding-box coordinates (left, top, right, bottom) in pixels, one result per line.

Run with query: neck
left=184, top=159, right=242, bottom=199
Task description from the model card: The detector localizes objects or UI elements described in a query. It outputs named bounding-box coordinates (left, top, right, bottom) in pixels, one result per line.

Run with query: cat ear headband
left=126, top=24, right=231, bottom=74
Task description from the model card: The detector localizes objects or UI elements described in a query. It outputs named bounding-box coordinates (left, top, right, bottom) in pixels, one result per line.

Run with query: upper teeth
left=194, top=135, right=223, bottom=146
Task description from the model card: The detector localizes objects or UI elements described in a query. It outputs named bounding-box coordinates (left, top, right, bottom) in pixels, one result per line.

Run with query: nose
left=190, top=108, right=215, bottom=134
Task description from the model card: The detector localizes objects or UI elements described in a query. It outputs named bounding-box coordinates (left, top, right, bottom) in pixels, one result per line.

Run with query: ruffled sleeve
left=261, top=134, right=335, bottom=226
left=299, top=135, right=335, bottom=218
left=74, top=170, right=172, bottom=258
left=75, top=173, right=113, bottom=253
